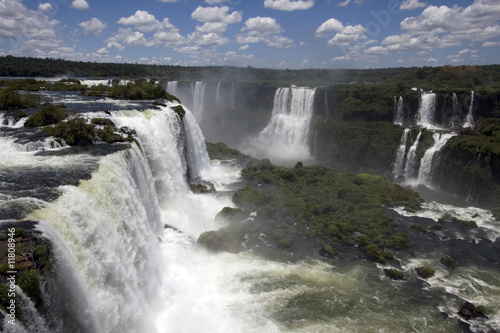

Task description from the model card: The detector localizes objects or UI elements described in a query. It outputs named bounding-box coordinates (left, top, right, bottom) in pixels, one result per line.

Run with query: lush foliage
left=415, top=266, right=435, bottom=279
left=0, top=88, right=39, bottom=110
left=437, top=118, right=500, bottom=207
left=199, top=160, right=421, bottom=262
left=313, top=120, right=404, bottom=173
left=43, top=118, right=95, bottom=146
left=2, top=56, right=500, bottom=89
left=24, top=102, right=67, bottom=127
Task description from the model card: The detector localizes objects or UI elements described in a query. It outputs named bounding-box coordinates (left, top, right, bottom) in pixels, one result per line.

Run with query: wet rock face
left=458, top=301, right=488, bottom=320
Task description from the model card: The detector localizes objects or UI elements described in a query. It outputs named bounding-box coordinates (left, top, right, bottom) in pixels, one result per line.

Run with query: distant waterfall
left=417, top=132, right=456, bottom=185
left=393, top=128, right=411, bottom=179
left=166, top=81, right=178, bottom=97
left=394, top=96, right=404, bottom=125
left=192, top=81, right=206, bottom=120
left=253, top=86, right=316, bottom=164
left=416, top=91, right=436, bottom=128
left=463, top=90, right=475, bottom=128
left=216, top=82, right=222, bottom=106
left=403, top=130, right=422, bottom=180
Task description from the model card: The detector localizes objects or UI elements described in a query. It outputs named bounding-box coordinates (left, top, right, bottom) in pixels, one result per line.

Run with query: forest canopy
left=1, top=55, right=499, bottom=89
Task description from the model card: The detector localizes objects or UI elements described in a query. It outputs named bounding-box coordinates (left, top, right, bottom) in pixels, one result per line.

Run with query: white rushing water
left=393, top=128, right=410, bottom=179
left=394, top=95, right=404, bottom=125
left=247, top=86, right=316, bottom=165
left=403, top=130, right=422, bottom=181
left=416, top=132, right=456, bottom=186
left=3, top=92, right=500, bottom=332
left=192, top=81, right=206, bottom=120
left=416, top=91, right=437, bottom=128
left=18, top=104, right=274, bottom=332
left=463, top=90, right=475, bottom=128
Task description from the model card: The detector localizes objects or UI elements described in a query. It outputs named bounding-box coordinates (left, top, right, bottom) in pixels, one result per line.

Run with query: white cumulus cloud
left=38, top=3, right=53, bottom=12
left=117, top=10, right=177, bottom=33
left=264, top=0, right=314, bottom=11
left=400, top=0, right=427, bottom=11
left=71, top=0, right=89, bottom=10
left=241, top=17, right=283, bottom=35
left=315, top=18, right=344, bottom=37
left=191, top=6, right=242, bottom=24
left=79, top=18, right=106, bottom=35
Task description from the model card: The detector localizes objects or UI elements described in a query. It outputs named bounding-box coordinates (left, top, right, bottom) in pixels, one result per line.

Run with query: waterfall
left=393, top=128, right=411, bottom=179
left=417, top=132, right=456, bottom=185
left=403, top=130, right=422, bottom=181
left=416, top=91, right=436, bottom=128
left=394, top=96, right=404, bottom=125
left=29, top=143, right=164, bottom=333
left=166, top=81, right=179, bottom=97
left=182, top=107, right=213, bottom=184
left=216, top=82, right=222, bottom=106
left=463, top=90, right=475, bottom=128
left=253, top=86, right=316, bottom=164
left=192, top=81, right=206, bottom=120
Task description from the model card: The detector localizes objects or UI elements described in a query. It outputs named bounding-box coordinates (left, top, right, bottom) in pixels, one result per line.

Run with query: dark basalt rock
left=440, top=255, right=455, bottom=269
left=458, top=301, right=488, bottom=320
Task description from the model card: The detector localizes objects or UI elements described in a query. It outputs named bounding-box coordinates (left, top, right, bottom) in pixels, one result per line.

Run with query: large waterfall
left=416, top=132, right=456, bottom=185
left=247, top=86, right=316, bottom=164
left=2, top=85, right=500, bottom=333
left=416, top=91, right=437, bottom=128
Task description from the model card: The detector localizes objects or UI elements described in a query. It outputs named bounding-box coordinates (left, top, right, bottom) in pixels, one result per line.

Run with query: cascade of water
left=166, top=81, right=178, bottom=97
left=110, top=108, right=190, bottom=204
left=393, top=128, right=411, bottom=179
left=182, top=106, right=213, bottom=184
left=417, top=132, right=456, bottom=185
left=216, top=82, right=222, bottom=106
left=28, top=143, right=164, bottom=333
left=403, top=130, right=422, bottom=180
left=452, top=92, right=458, bottom=111
left=394, top=96, right=404, bottom=125
left=254, top=86, right=316, bottom=164
left=416, top=91, right=437, bottom=128
left=192, top=81, right=206, bottom=120
left=463, top=90, right=475, bottom=128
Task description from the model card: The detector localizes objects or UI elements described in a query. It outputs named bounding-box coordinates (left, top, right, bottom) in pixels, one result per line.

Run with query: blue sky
left=0, top=0, right=499, bottom=69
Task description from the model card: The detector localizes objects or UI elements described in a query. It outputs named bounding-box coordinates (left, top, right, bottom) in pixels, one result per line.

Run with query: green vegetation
left=384, top=268, right=405, bottom=280
left=170, top=105, right=186, bottom=120
left=0, top=226, right=53, bottom=322
left=85, top=78, right=178, bottom=101
left=313, top=120, right=404, bottom=174
left=437, top=118, right=500, bottom=207
left=22, top=103, right=133, bottom=146
left=206, top=142, right=252, bottom=161
left=415, top=266, right=435, bottom=279
left=411, top=223, right=429, bottom=233
left=2, top=56, right=500, bottom=89
left=440, top=255, right=455, bottom=269
left=24, top=102, right=67, bottom=127
left=0, top=88, right=39, bottom=110
left=18, top=269, right=41, bottom=306
left=43, top=118, right=94, bottom=146
left=198, top=159, right=421, bottom=261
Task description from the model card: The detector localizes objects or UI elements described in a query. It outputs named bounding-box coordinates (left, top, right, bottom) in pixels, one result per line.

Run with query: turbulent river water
left=0, top=90, right=499, bottom=333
